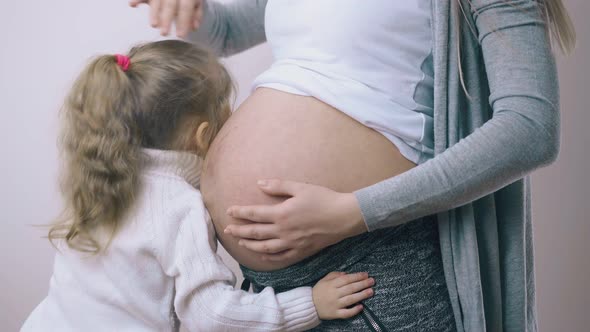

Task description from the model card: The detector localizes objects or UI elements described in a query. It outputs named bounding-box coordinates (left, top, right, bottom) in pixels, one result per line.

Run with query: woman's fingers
left=129, top=0, right=147, bottom=8
left=339, top=288, right=374, bottom=308
left=335, top=305, right=364, bottom=319
left=176, top=0, right=195, bottom=37
left=193, top=3, right=203, bottom=29
left=238, top=238, right=289, bottom=254
left=225, top=223, right=277, bottom=240
left=133, top=0, right=202, bottom=36
left=257, top=179, right=305, bottom=197
left=148, top=0, right=161, bottom=27
left=333, top=272, right=370, bottom=288
left=159, top=0, right=178, bottom=35
left=226, top=205, right=275, bottom=223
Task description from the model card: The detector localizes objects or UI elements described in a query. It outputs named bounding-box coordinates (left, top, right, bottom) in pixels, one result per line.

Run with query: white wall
left=532, top=0, right=590, bottom=330
left=0, top=1, right=587, bottom=331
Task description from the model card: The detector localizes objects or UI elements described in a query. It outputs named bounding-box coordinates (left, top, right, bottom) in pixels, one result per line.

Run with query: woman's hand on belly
left=224, top=179, right=368, bottom=262
left=201, top=88, right=415, bottom=270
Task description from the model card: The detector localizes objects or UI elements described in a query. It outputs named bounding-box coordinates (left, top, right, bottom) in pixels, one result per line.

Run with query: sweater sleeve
left=187, top=0, right=268, bottom=57
left=354, top=0, right=560, bottom=231
left=166, top=198, right=320, bottom=331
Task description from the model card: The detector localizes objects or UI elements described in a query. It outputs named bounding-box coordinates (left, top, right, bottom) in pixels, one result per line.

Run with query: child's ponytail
left=49, top=40, right=233, bottom=253
left=50, top=55, right=141, bottom=253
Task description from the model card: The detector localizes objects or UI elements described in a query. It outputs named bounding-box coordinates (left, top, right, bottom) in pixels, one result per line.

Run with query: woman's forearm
left=188, top=0, right=268, bottom=56
left=355, top=100, right=559, bottom=230
left=355, top=0, right=559, bottom=230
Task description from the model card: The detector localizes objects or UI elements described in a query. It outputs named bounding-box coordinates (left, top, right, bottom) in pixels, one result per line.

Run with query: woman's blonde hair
left=539, top=0, right=576, bottom=54
left=49, top=40, right=233, bottom=253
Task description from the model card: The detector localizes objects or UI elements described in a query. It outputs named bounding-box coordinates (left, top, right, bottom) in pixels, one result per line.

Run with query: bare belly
left=201, top=88, right=416, bottom=271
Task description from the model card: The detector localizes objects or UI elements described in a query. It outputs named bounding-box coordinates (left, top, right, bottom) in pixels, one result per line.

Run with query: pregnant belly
left=201, top=88, right=416, bottom=271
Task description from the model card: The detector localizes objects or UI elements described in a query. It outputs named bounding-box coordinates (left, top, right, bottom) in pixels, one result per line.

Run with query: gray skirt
left=241, top=216, right=456, bottom=331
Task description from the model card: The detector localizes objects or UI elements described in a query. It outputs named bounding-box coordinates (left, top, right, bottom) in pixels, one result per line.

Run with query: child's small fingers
left=335, top=304, right=364, bottom=319
left=322, top=271, right=346, bottom=281
left=339, top=288, right=374, bottom=307
left=337, top=278, right=374, bottom=297
left=333, top=272, right=369, bottom=288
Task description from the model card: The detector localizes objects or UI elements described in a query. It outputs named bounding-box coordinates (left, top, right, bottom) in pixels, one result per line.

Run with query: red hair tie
left=115, top=54, right=130, bottom=72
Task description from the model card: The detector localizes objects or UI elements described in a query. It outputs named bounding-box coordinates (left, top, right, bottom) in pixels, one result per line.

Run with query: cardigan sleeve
left=167, top=199, right=319, bottom=331
left=187, top=0, right=268, bottom=57
left=355, top=0, right=560, bottom=231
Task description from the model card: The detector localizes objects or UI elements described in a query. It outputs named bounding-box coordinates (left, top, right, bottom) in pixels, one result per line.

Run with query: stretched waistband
left=241, top=215, right=437, bottom=292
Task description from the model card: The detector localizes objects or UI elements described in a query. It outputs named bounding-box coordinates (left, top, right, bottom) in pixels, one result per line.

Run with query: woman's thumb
left=257, top=179, right=302, bottom=196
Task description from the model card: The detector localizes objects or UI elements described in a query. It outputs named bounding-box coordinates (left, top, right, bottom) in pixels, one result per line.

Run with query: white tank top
left=253, top=0, right=434, bottom=164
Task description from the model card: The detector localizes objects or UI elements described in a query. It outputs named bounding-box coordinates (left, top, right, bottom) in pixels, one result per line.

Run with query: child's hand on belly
left=312, top=272, right=375, bottom=320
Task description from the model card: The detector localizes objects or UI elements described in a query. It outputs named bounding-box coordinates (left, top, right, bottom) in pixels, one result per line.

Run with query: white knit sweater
left=22, top=149, right=319, bottom=332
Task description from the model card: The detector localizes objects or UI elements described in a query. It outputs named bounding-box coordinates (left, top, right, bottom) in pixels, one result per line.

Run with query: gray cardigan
left=191, top=1, right=559, bottom=331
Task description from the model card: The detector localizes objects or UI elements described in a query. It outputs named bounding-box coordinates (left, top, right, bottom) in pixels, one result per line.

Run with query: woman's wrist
left=339, top=193, right=368, bottom=238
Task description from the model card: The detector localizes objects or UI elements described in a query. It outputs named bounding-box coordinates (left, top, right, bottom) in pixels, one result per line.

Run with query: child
left=22, top=40, right=374, bottom=331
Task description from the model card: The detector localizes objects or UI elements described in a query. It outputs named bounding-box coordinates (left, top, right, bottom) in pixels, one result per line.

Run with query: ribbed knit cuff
left=354, top=186, right=384, bottom=232
left=276, top=287, right=320, bottom=331
left=186, top=0, right=224, bottom=56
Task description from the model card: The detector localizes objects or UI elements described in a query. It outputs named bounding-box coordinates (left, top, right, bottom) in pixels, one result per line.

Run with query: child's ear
left=195, top=121, right=210, bottom=155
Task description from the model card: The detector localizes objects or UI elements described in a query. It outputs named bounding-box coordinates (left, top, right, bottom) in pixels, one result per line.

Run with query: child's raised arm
left=162, top=194, right=373, bottom=331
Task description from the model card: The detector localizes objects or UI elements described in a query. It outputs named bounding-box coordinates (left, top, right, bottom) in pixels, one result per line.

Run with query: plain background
left=0, top=1, right=588, bottom=331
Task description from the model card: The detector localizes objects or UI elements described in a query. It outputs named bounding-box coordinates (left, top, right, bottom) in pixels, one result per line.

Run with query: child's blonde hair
left=49, top=40, right=233, bottom=253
